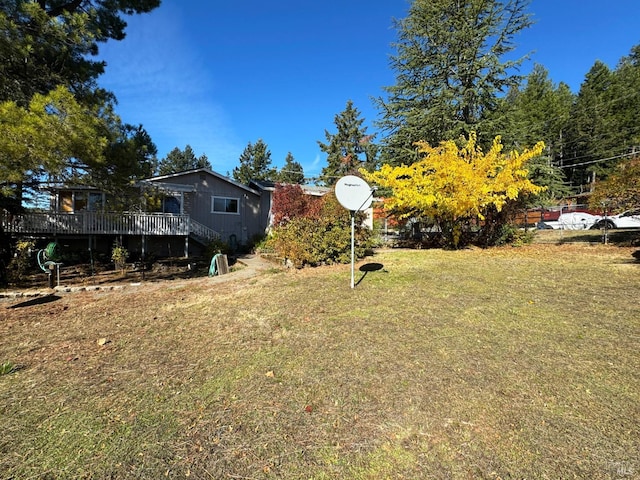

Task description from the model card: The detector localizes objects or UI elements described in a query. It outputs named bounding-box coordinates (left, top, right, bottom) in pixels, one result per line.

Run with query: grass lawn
left=1, top=243, right=639, bottom=479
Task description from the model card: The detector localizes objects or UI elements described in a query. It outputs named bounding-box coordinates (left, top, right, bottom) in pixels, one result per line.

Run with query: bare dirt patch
left=6, top=256, right=241, bottom=291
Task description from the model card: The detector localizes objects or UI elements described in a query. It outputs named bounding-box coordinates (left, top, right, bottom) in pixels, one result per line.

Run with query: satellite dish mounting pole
left=350, top=210, right=355, bottom=289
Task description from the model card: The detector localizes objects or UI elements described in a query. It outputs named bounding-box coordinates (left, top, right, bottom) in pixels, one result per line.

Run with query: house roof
left=302, top=185, right=331, bottom=197
left=39, top=183, right=102, bottom=192
left=249, top=180, right=277, bottom=191
left=145, top=168, right=260, bottom=195
left=249, top=180, right=331, bottom=197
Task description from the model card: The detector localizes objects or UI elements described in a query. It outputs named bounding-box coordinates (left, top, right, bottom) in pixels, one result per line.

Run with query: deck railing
left=189, top=218, right=221, bottom=242
left=1, top=211, right=191, bottom=236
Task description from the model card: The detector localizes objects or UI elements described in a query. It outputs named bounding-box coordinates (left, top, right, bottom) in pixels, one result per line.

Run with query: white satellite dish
left=335, top=175, right=375, bottom=289
left=335, top=175, right=374, bottom=212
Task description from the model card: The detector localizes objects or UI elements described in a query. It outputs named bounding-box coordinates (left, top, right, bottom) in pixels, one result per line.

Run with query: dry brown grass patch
left=1, top=244, right=638, bottom=478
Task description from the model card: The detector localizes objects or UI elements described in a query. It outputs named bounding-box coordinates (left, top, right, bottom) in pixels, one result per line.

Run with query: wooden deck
left=1, top=212, right=191, bottom=237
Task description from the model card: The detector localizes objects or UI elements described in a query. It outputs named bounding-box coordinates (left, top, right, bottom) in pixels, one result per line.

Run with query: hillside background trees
left=362, top=0, right=640, bottom=247
left=157, top=145, right=211, bottom=176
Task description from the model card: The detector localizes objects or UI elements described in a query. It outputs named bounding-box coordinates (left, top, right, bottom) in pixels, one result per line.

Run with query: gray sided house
left=1, top=168, right=271, bottom=260
left=146, top=168, right=266, bottom=249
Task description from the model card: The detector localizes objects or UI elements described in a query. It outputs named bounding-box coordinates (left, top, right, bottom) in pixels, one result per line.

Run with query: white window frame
left=211, top=196, right=240, bottom=215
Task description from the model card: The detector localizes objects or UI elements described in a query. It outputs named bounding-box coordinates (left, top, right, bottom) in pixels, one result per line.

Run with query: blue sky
left=97, top=0, right=640, bottom=180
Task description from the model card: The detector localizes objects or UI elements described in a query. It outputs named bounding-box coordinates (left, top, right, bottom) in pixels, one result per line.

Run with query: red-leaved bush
left=271, top=183, right=322, bottom=226
left=266, top=184, right=372, bottom=267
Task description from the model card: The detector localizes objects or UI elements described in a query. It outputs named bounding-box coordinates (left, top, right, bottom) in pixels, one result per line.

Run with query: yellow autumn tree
left=589, top=156, right=640, bottom=212
left=362, top=133, right=545, bottom=247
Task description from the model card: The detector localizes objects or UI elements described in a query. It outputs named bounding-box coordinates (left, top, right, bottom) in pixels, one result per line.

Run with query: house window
left=74, top=192, right=87, bottom=211
left=163, top=196, right=181, bottom=214
left=59, top=192, right=73, bottom=212
left=88, top=192, right=104, bottom=211
left=212, top=196, right=239, bottom=214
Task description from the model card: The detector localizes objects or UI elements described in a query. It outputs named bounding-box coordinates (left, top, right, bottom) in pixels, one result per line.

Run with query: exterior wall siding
left=148, top=171, right=266, bottom=245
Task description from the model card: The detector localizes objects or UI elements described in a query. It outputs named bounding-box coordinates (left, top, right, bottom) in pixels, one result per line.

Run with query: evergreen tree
left=613, top=45, right=640, bottom=152
left=232, top=139, right=276, bottom=185
left=0, top=86, right=108, bottom=193
left=92, top=124, right=158, bottom=208
left=564, top=61, right=616, bottom=188
left=318, top=100, right=378, bottom=186
left=0, top=0, right=160, bottom=206
left=0, top=0, right=160, bottom=107
left=564, top=46, right=640, bottom=189
left=277, top=152, right=305, bottom=184
left=376, top=0, right=533, bottom=165
left=496, top=65, right=574, bottom=202
left=520, top=155, right=571, bottom=207
left=156, top=145, right=210, bottom=176
left=499, top=66, right=572, bottom=152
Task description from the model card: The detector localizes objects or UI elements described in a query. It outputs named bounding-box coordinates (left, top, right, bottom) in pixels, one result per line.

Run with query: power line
left=491, top=88, right=640, bottom=161
left=556, top=151, right=637, bottom=169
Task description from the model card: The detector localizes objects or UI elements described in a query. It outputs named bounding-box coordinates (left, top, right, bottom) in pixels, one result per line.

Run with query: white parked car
left=591, top=209, right=640, bottom=229
left=539, top=211, right=601, bottom=230
left=558, top=212, right=602, bottom=230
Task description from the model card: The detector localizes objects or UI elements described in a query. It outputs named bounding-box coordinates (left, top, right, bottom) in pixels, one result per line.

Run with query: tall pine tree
left=376, top=0, right=533, bottom=165
left=496, top=65, right=573, bottom=203
left=277, top=152, right=305, bottom=184
left=613, top=45, right=640, bottom=153
left=318, top=100, right=378, bottom=186
left=0, top=0, right=160, bottom=107
left=564, top=46, right=640, bottom=189
left=232, top=139, right=276, bottom=185
left=566, top=61, right=614, bottom=186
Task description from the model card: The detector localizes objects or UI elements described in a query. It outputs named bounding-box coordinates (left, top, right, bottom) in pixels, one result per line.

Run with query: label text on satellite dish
left=334, top=175, right=373, bottom=212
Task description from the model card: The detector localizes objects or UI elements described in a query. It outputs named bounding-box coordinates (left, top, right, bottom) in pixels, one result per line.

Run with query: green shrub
left=266, top=193, right=372, bottom=268
left=202, top=237, right=231, bottom=260
left=111, top=244, right=129, bottom=273
left=252, top=234, right=273, bottom=254
left=6, top=240, right=35, bottom=284
left=248, top=233, right=266, bottom=252
left=493, top=223, right=535, bottom=247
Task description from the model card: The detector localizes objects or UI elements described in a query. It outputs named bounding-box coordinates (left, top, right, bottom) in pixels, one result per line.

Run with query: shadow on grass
left=535, top=228, right=639, bottom=245
left=7, top=294, right=61, bottom=309
left=356, top=262, right=386, bottom=286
